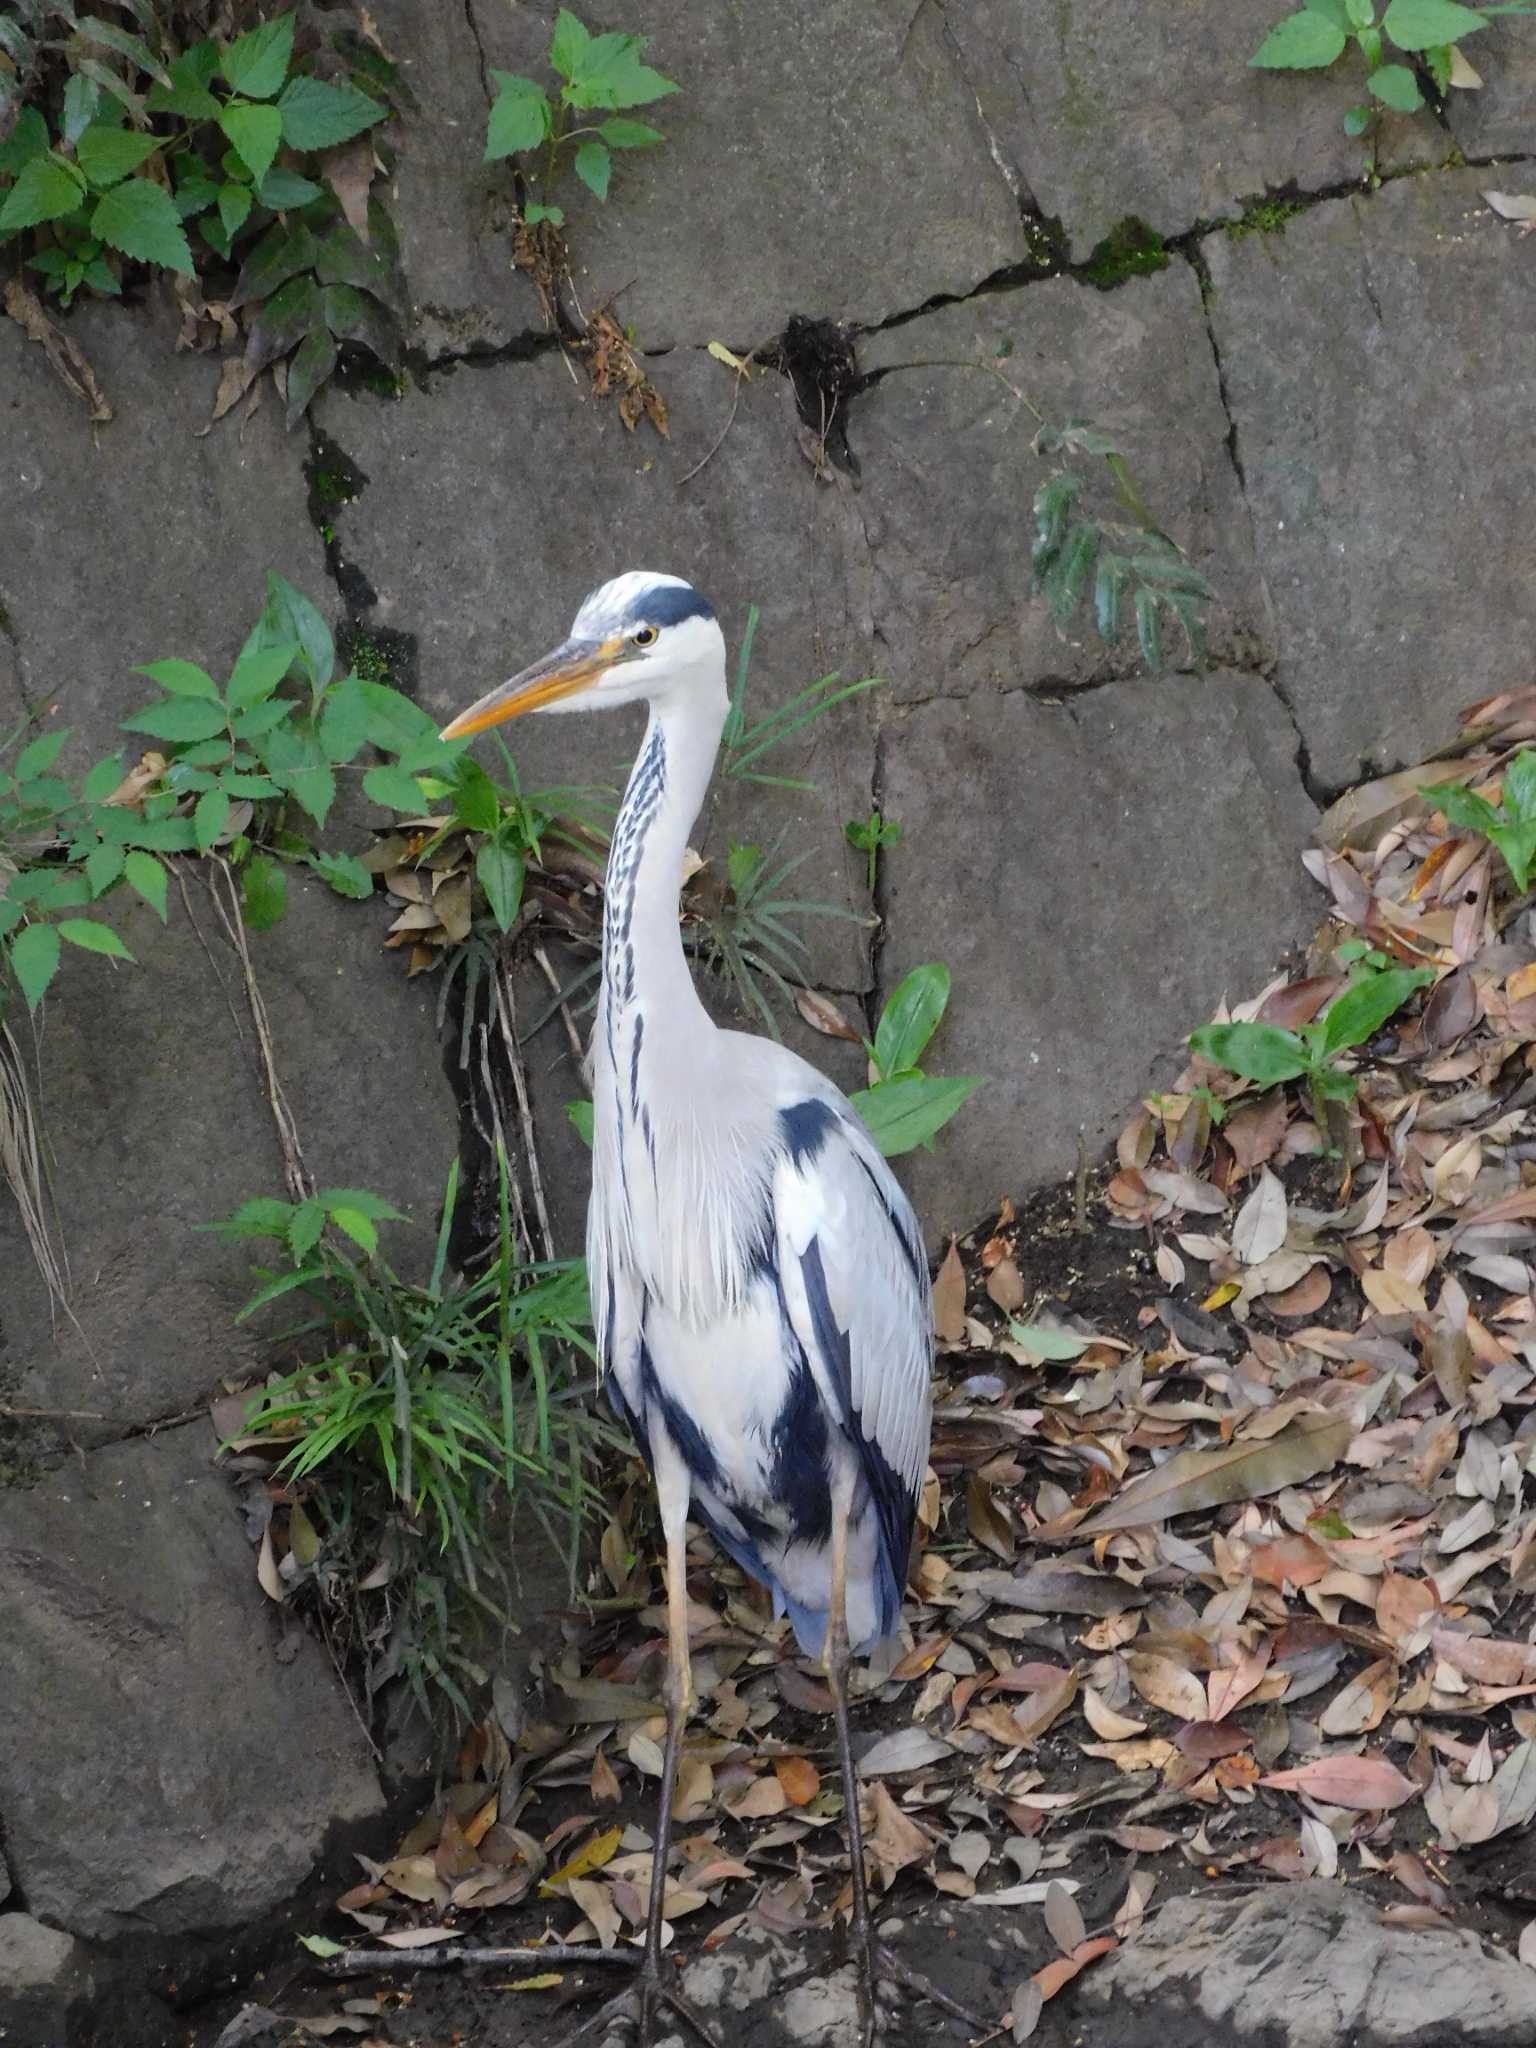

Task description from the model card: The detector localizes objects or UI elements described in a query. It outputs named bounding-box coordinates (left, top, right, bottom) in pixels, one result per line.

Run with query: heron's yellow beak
left=438, top=634, right=624, bottom=739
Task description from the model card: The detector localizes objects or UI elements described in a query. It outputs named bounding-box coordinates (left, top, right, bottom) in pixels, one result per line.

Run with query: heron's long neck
left=600, top=695, right=722, bottom=1052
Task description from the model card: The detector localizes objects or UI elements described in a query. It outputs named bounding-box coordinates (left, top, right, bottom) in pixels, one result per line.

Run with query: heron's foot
left=566, top=1956, right=721, bottom=2048
left=852, top=1938, right=986, bottom=2047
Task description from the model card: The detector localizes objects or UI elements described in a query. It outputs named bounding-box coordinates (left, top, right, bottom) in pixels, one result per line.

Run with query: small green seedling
left=485, top=8, right=678, bottom=225
left=1189, top=964, right=1433, bottom=1135
left=1422, top=750, right=1536, bottom=893
left=1031, top=423, right=1214, bottom=671
left=850, top=962, right=985, bottom=1158
left=1251, top=0, right=1535, bottom=138
left=845, top=809, right=902, bottom=894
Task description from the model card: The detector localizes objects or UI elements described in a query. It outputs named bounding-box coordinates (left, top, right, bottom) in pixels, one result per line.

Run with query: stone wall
left=3, top=0, right=1531, bottom=2012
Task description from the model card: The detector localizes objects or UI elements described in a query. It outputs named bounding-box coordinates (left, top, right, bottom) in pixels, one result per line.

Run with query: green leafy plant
left=115, top=570, right=469, bottom=930
left=1031, top=423, right=1215, bottom=670
left=1422, top=750, right=1536, bottom=893
left=484, top=7, right=677, bottom=226
left=1251, top=0, right=1533, bottom=137
left=1189, top=964, right=1433, bottom=1133
left=686, top=835, right=861, bottom=1040
left=845, top=808, right=902, bottom=895
left=216, top=1156, right=618, bottom=1730
left=849, top=962, right=985, bottom=1158
left=0, top=5, right=405, bottom=421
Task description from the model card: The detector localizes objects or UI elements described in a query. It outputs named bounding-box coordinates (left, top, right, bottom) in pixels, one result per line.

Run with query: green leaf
left=524, top=201, right=564, bottom=225
left=329, top=1206, right=377, bottom=1255
left=276, top=75, right=389, bottom=151
left=284, top=324, right=338, bottom=425
left=1383, top=0, right=1489, bottom=43
left=134, top=657, right=219, bottom=701
left=573, top=138, right=611, bottom=200
left=1424, top=778, right=1502, bottom=837
left=874, top=963, right=950, bottom=1080
left=849, top=1073, right=984, bottom=1157
left=1134, top=585, right=1164, bottom=671
left=485, top=71, right=550, bottom=157
left=318, top=671, right=367, bottom=762
left=309, top=849, right=373, bottom=900
left=256, top=165, right=323, bottom=209
left=124, top=848, right=168, bottom=920
left=220, top=101, right=283, bottom=185
left=91, top=177, right=194, bottom=274
left=550, top=8, right=591, bottom=79
left=85, top=842, right=126, bottom=896
left=214, top=1195, right=297, bottom=1239
left=452, top=756, right=503, bottom=833
left=1319, top=966, right=1432, bottom=1054
left=228, top=219, right=317, bottom=309
left=566, top=1097, right=595, bottom=1147
left=0, top=109, right=51, bottom=179
left=476, top=841, right=525, bottom=931
left=240, top=851, right=288, bottom=931
left=76, top=123, right=160, bottom=188
left=0, top=156, right=88, bottom=233
left=1502, top=749, right=1536, bottom=822
left=1304, top=0, right=1352, bottom=23
left=145, top=53, right=221, bottom=120
left=252, top=573, right=333, bottom=696
left=121, top=696, right=229, bottom=742
left=262, top=725, right=336, bottom=828
left=358, top=679, right=439, bottom=751
left=59, top=917, right=133, bottom=960
left=194, top=786, right=230, bottom=852
left=76, top=15, right=170, bottom=85
left=9, top=922, right=60, bottom=1010
left=565, top=30, right=680, bottom=109
left=83, top=755, right=125, bottom=801
left=228, top=640, right=299, bottom=711
left=288, top=1197, right=325, bottom=1257
left=1343, top=102, right=1375, bottom=132
left=15, top=729, right=69, bottom=780
left=363, top=763, right=428, bottom=813
left=1250, top=9, right=1350, bottom=62
left=599, top=117, right=664, bottom=146
left=298, top=1935, right=345, bottom=1960
left=319, top=282, right=399, bottom=365
left=1345, top=0, right=1378, bottom=23
left=218, top=180, right=252, bottom=239
left=1188, top=1020, right=1311, bottom=1085
left=1368, top=60, right=1424, bottom=107
left=220, top=12, right=294, bottom=98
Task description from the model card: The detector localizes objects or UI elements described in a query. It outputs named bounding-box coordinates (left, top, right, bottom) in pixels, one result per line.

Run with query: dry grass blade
left=0, top=1017, right=68, bottom=1312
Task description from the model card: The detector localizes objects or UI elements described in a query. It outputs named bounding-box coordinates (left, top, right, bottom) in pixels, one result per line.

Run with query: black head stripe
left=637, top=583, right=716, bottom=630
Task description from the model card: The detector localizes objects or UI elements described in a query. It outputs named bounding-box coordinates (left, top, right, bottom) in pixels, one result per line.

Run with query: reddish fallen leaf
left=774, top=1756, right=820, bottom=1807
left=1032, top=1935, right=1117, bottom=2001
left=1077, top=1415, right=1353, bottom=1533
left=1433, top=1631, right=1536, bottom=1687
left=1251, top=1534, right=1331, bottom=1589
left=1259, top=1754, right=1418, bottom=1810
left=1176, top=1719, right=1254, bottom=1759
left=1207, top=1639, right=1273, bottom=1722
left=1377, top=1574, right=1439, bottom=1644
left=793, top=986, right=863, bottom=1042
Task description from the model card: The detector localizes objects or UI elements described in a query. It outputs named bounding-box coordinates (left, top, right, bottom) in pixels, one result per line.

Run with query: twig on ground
left=206, top=857, right=312, bottom=1203
left=318, top=1942, right=642, bottom=1977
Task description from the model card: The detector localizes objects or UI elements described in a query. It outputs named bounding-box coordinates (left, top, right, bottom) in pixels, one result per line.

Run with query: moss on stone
left=1226, top=197, right=1307, bottom=241
left=1078, top=217, right=1169, bottom=290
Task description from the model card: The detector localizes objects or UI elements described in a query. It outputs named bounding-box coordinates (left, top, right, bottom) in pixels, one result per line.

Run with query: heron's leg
left=565, top=1444, right=718, bottom=2048
left=825, top=1474, right=985, bottom=2046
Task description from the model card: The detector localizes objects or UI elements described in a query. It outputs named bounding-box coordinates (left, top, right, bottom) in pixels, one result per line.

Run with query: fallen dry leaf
left=1078, top=1415, right=1353, bottom=1533
left=1259, top=1754, right=1418, bottom=1810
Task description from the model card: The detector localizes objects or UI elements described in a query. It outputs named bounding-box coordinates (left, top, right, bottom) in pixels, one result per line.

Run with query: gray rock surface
left=0, top=868, right=456, bottom=1425
left=0, top=294, right=321, bottom=760
left=942, top=0, right=1440, bottom=262
left=1443, top=24, right=1536, bottom=157
left=0, top=1425, right=382, bottom=1941
left=880, top=672, right=1317, bottom=1222
left=468, top=0, right=1027, bottom=345
left=855, top=270, right=1269, bottom=698
left=1205, top=170, right=1536, bottom=791
left=363, top=0, right=532, bottom=358
left=316, top=351, right=878, bottom=995
left=0, top=1913, right=96, bottom=2046
left=1082, top=1880, right=1536, bottom=2046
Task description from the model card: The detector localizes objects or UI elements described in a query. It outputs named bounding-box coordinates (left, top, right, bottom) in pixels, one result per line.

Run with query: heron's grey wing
left=772, top=1097, right=933, bottom=1569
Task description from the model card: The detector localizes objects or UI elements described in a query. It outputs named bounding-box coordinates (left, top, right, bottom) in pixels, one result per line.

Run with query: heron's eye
left=631, top=626, right=658, bottom=648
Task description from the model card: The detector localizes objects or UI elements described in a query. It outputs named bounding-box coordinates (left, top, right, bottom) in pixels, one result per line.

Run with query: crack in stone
left=461, top=0, right=493, bottom=105
left=0, top=592, right=35, bottom=716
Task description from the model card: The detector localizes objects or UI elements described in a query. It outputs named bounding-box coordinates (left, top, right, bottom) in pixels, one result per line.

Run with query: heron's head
left=440, top=573, right=725, bottom=740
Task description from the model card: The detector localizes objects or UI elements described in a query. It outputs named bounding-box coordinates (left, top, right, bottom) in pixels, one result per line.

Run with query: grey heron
left=442, top=574, right=970, bottom=2046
